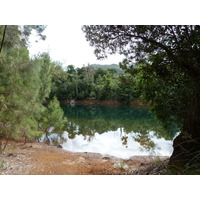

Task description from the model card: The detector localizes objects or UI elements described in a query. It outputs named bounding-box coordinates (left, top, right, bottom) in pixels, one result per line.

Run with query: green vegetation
left=1, top=25, right=200, bottom=174
left=90, top=64, right=123, bottom=74
left=0, top=26, right=67, bottom=150
left=38, top=97, right=67, bottom=142
left=82, top=25, right=200, bottom=171
left=0, top=25, right=139, bottom=152
left=49, top=63, right=139, bottom=103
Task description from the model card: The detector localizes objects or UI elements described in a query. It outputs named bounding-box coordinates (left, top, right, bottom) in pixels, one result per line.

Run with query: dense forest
left=1, top=25, right=200, bottom=174
left=50, top=63, right=139, bottom=103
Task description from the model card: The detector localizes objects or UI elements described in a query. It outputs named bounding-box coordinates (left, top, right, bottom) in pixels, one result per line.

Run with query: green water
left=50, top=105, right=177, bottom=158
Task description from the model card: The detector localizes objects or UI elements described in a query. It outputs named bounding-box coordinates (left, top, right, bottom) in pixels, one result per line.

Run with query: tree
left=50, top=62, right=68, bottom=100
left=0, top=25, right=46, bottom=53
left=38, top=96, right=67, bottom=142
left=50, top=63, right=139, bottom=103
left=117, top=73, right=139, bottom=104
left=0, top=25, right=47, bottom=148
left=0, top=25, right=67, bottom=150
left=82, top=25, right=200, bottom=170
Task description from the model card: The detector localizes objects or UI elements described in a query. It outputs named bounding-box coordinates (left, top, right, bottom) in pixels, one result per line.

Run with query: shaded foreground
left=0, top=141, right=169, bottom=175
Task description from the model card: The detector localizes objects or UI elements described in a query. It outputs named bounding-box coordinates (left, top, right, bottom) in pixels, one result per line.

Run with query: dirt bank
left=0, top=141, right=169, bottom=175
left=60, top=99, right=145, bottom=107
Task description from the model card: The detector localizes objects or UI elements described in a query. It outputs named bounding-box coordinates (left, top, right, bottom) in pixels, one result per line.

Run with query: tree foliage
left=82, top=25, right=200, bottom=169
left=50, top=63, right=139, bottom=103
left=82, top=25, right=200, bottom=77
left=0, top=25, right=66, bottom=150
left=39, top=97, right=67, bottom=141
left=82, top=25, right=200, bottom=125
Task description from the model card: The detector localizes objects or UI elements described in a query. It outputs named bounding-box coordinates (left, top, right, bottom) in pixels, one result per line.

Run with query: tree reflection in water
left=47, top=105, right=178, bottom=154
left=63, top=105, right=177, bottom=150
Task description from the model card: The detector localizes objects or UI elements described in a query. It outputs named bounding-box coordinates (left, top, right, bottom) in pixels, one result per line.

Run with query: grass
left=0, top=159, right=7, bottom=170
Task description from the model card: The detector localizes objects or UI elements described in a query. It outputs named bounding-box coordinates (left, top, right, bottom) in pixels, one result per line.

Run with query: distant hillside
left=90, top=64, right=123, bottom=74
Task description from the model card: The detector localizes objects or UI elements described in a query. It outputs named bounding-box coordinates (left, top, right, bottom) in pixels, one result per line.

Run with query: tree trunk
left=169, top=90, right=200, bottom=171
left=0, top=25, right=7, bottom=54
left=2, top=137, right=9, bottom=151
left=24, top=136, right=27, bottom=145
left=45, top=133, right=50, bottom=144
left=0, top=137, right=2, bottom=153
left=0, top=133, right=5, bottom=153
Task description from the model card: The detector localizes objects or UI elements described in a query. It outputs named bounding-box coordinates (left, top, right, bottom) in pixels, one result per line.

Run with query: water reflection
left=47, top=105, right=177, bottom=158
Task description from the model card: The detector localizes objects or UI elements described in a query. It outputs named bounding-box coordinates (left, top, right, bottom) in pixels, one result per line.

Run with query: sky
left=28, top=25, right=125, bottom=68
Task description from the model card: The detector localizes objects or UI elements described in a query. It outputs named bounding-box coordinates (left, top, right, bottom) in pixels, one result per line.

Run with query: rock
left=123, top=164, right=129, bottom=170
left=102, top=156, right=110, bottom=160
left=77, top=157, right=86, bottom=163
left=140, top=163, right=144, bottom=166
left=8, top=153, right=15, bottom=157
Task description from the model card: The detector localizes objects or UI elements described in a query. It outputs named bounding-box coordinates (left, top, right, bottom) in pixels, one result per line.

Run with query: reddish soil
left=0, top=141, right=169, bottom=175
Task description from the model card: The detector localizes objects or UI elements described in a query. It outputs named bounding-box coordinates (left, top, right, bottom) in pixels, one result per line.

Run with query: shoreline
left=0, top=141, right=169, bottom=175
left=59, top=99, right=147, bottom=107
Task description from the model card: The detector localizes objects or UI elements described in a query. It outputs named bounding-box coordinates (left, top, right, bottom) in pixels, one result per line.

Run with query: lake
left=47, top=105, right=177, bottom=159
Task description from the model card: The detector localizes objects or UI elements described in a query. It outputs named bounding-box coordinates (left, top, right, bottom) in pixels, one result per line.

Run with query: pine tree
left=0, top=25, right=67, bottom=150
left=38, top=97, right=67, bottom=142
